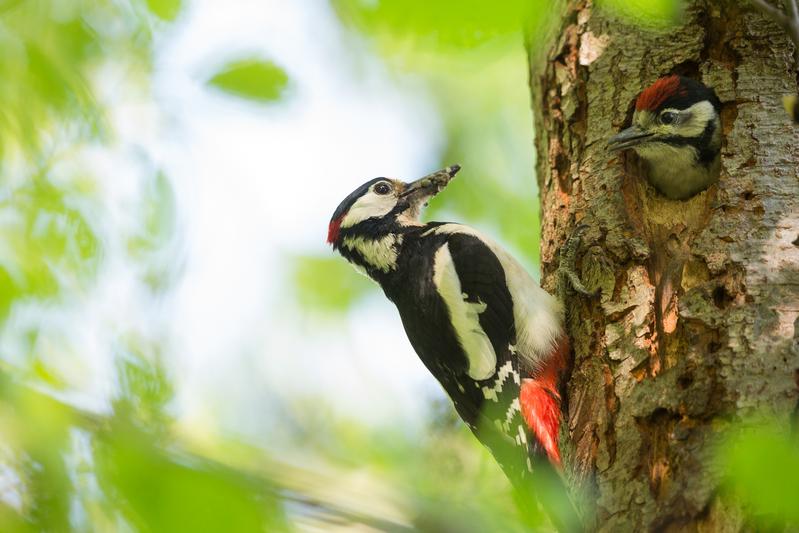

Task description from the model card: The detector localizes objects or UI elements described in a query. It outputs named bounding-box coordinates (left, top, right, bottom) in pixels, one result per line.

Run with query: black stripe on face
left=337, top=200, right=417, bottom=243
left=336, top=192, right=421, bottom=244
left=659, top=118, right=719, bottom=167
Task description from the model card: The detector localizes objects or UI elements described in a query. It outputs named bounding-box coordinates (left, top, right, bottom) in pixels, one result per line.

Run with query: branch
left=749, top=0, right=799, bottom=122
left=751, top=0, right=791, bottom=27
left=750, top=0, right=799, bottom=66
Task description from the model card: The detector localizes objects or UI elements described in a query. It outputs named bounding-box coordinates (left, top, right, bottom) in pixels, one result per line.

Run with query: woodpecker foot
left=558, top=224, right=600, bottom=298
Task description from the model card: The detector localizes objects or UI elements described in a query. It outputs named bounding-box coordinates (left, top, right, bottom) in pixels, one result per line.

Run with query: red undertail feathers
left=520, top=335, right=569, bottom=466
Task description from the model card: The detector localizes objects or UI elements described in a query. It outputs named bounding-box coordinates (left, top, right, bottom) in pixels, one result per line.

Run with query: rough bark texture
left=528, top=1, right=799, bottom=530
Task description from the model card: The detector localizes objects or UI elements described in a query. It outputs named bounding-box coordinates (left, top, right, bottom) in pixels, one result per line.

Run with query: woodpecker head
left=607, top=75, right=722, bottom=199
left=327, top=165, right=460, bottom=273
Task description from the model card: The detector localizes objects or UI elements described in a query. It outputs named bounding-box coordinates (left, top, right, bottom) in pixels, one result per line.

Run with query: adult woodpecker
left=607, top=75, right=722, bottom=200
left=327, top=166, right=577, bottom=515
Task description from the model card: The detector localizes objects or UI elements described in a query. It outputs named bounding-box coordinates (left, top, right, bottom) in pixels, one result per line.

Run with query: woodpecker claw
left=558, top=224, right=600, bottom=297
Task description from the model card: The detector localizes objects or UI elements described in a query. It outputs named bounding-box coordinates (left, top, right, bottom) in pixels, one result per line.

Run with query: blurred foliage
left=0, top=0, right=153, bottom=158
left=332, top=0, right=551, bottom=50
left=0, top=0, right=780, bottom=531
left=97, top=351, right=289, bottom=533
left=0, top=359, right=543, bottom=531
left=96, top=421, right=286, bottom=532
left=597, top=0, right=684, bottom=27
left=127, top=171, right=182, bottom=292
left=720, top=422, right=799, bottom=528
left=293, top=255, right=373, bottom=312
left=0, top=0, right=156, bottom=323
left=0, top=177, right=100, bottom=321
left=145, top=0, right=183, bottom=21
left=0, top=353, right=292, bottom=532
left=274, top=396, right=537, bottom=531
left=208, top=58, right=290, bottom=103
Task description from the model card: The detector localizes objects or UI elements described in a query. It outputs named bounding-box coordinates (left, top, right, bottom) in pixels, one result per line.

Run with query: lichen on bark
left=528, top=0, right=799, bottom=530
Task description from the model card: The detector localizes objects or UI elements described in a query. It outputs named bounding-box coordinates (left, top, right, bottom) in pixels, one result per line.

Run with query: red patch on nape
left=635, top=75, right=686, bottom=111
left=519, top=335, right=569, bottom=467
left=327, top=215, right=343, bottom=245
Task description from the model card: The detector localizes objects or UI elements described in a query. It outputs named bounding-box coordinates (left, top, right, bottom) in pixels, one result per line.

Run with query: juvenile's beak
left=401, top=164, right=460, bottom=200
left=607, top=126, right=654, bottom=153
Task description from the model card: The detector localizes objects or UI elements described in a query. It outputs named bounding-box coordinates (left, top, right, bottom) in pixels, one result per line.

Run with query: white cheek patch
left=647, top=101, right=716, bottom=138
left=433, top=243, right=497, bottom=381
left=340, top=192, right=397, bottom=228
left=673, top=100, right=716, bottom=138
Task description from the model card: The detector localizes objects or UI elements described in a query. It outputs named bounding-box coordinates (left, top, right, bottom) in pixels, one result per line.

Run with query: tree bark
left=528, top=1, right=799, bottom=530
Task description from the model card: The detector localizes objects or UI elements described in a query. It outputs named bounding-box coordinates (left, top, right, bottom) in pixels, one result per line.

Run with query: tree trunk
left=528, top=0, right=799, bottom=530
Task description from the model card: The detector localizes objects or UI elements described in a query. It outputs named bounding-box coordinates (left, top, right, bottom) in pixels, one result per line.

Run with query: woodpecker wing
left=428, top=232, right=538, bottom=470
left=426, top=224, right=563, bottom=375
left=425, top=224, right=566, bottom=467
left=436, top=233, right=515, bottom=379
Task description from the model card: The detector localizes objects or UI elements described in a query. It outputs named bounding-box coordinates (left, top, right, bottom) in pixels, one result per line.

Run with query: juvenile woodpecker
left=607, top=75, right=721, bottom=200
left=327, top=166, right=569, bottom=483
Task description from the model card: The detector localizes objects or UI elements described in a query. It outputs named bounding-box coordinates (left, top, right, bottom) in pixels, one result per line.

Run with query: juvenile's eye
left=660, top=111, right=678, bottom=125
left=374, top=182, right=392, bottom=195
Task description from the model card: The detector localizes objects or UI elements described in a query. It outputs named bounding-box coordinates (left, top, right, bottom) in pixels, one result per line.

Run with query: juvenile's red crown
left=635, top=75, right=687, bottom=112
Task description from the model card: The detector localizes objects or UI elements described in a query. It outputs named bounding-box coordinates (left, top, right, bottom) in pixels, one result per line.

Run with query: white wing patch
left=433, top=243, right=497, bottom=381
left=493, top=398, right=521, bottom=434
left=425, top=224, right=563, bottom=372
left=342, top=234, right=402, bottom=273
left=481, top=360, right=520, bottom=402
left=503, top=398, right=521, bottom=433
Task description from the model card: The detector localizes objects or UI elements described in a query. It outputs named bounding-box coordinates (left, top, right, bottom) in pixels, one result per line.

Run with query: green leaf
left=597, top=0, right=684, bottom=27
left=720, top=425, right=799, bottom=526
left=331, top=0, right=545, bottom=49
left=145, top=0, right=182, bottom=21
left=95, top=419, right=286, bottom=533
left=207, top=59, right=289, bottom=103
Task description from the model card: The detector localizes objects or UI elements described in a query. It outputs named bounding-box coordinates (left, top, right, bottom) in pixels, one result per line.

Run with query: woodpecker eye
left=374, top=182, right=392, bottom=195
left=660, top=111, right=678, bottom=125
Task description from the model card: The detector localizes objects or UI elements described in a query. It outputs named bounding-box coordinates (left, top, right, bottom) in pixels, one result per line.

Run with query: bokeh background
left=1, top=0, right=796, bottom=531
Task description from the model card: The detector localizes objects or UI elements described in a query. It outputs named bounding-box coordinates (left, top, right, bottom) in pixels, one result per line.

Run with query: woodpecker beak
left=401, top=164, right=460, bottom=201
left=607, top=126, right=654, bottom=153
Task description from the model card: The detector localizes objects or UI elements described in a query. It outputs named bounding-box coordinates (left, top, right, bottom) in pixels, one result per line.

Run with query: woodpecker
left=607, top=75, right=721, bottom=200
left=327, top=166, right=571, bottom=489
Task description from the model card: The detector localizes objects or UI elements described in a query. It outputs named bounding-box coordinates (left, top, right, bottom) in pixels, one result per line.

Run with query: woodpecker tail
left=516, top=336, right=578, bottom=532
left=520, top=335, right=569, bottom=466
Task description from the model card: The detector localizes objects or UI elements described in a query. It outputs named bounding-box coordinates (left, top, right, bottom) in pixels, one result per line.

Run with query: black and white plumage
left=607, top=75, right=722, bottom=200
left=327, top=166, right=568, bottom=484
